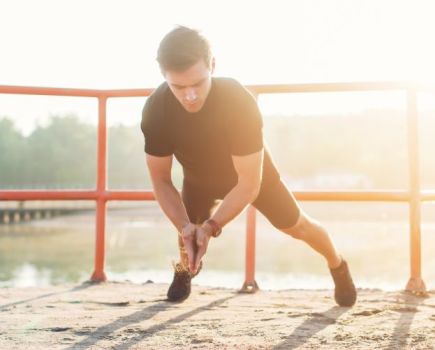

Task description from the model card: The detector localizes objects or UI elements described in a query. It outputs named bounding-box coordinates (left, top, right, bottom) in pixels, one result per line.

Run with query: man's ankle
left=328, top=255, right=343, bottom=270
left=173, top=261, right=189, bottom=273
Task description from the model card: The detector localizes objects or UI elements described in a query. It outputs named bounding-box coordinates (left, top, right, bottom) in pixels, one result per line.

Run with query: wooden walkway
left=0, top=207, right=91, bottom=224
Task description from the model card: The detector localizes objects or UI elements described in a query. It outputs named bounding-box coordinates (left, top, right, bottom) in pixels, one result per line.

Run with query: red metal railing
left=1, top=82, right=433, bottom=293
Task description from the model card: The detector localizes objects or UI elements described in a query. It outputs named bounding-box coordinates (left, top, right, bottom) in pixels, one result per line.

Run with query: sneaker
left=166, top=261, right=203, bottom=302
left=330, top=259, right=357, bottom=307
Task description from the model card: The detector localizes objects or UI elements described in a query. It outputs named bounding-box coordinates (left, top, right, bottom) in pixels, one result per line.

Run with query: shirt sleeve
left=225, top=80, right=264, bottom=156
left=140, top=95, right=174, bottom=157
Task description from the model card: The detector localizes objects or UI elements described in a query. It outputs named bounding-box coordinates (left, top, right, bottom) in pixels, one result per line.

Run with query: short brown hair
left=157, top=26, right=212, bottom=72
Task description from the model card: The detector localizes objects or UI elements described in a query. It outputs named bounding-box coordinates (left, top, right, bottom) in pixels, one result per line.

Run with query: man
left=141, top=26, right=357, bottom=306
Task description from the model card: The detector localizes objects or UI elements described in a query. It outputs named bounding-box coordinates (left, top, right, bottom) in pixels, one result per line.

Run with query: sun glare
left=208, top=1, right=435, bottom=86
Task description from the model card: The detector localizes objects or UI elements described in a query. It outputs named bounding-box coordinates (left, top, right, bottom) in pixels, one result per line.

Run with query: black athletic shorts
left=182, top=179, right=300, bottom=230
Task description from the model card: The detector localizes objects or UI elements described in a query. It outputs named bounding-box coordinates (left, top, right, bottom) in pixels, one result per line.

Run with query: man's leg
left=253, top=181, right=340, bottom=267
left=166, top=182, right=218, bottom=302
left=280, top=212, right=341, bottom=269
left=177, top=235, right=190, bottom=270
left=253, top=180, right=356, bottom=306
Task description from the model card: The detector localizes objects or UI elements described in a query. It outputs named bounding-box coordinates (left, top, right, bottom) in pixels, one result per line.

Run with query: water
left=1, top=201, right=435, bottom=291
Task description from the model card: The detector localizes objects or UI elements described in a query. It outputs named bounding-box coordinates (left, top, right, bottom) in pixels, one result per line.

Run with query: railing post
left=240, top=205, right=259, bottom=293
left=91, top=95, right=108, bottom=282
left=405, top=88, right=426, bottom=294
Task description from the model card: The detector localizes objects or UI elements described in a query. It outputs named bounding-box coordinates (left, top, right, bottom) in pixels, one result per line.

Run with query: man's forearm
left=152, top=180, right=190, bottom=232
left=210, top=182, right=259, bottom=228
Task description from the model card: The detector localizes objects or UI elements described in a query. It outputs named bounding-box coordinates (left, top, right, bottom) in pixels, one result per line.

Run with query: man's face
left=164, top=59, right=214, bottom=113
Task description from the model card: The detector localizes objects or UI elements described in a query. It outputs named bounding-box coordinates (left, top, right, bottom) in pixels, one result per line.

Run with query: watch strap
left=205, top=219, right=222, bottom=237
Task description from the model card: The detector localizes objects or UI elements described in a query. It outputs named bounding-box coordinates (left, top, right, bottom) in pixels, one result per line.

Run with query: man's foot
left=330, top=258, right=357, bottom=307
left=166, top=261, right=202, bottom=302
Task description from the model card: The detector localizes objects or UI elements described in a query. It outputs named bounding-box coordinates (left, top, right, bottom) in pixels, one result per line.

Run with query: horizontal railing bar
left=294, top=190, right=409, bottom=201
left=248, top=81, right=412, bottom=94
left=0, top=86, right=155, bottom=98
left=99, top=89, right=155, bottom=98
left=104, top=191, right=155, bottom=200
left=421, top=190, right=435, bottom=201
left=0, top=190, right=155, bottom=201
left=2, top=82, right=434, bottom=99
left=0, top=191, right=98, bottom=200
left=249, top=81, right=435, bottom=94
left=0, top=85, right=103, bottom=97
left=0, top=189, right=412, bottom=202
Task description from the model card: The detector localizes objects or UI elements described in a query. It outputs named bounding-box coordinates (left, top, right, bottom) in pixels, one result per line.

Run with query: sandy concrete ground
left=0, top=281, right=434, bottom=350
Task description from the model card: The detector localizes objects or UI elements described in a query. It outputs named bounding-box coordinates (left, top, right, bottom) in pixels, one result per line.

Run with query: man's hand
left=192, top=223, right=213, bottom=275
left=180, top=223, right=197, bottom=273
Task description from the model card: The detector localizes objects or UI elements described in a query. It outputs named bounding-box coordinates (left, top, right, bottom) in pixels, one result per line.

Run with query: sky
left=1, top=0, right=435, bottom=134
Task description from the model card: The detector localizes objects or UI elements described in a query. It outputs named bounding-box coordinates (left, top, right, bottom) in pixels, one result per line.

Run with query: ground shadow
left=0, top=280, right=93, bottom=311
left=67, top=294, right=238, bottom=350
left=65, top=301, right=173, bottom=350
left=272, top=305, right=348, bottom=349
left=116, top=295, right=237, bottom=350
left=386, top=291, right=427, bottom=350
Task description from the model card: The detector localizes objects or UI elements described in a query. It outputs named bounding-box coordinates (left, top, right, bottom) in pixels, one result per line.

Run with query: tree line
left=1, top=110, right=435, bottom=190
left=0, top=115, right=150, bottom=189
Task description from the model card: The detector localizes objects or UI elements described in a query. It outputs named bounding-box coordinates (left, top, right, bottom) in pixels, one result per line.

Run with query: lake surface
left=1, top=201, right=435, bottom=291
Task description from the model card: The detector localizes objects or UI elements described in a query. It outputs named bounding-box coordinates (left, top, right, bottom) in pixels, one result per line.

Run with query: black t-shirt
left=141, top=77, right=280, bottom=194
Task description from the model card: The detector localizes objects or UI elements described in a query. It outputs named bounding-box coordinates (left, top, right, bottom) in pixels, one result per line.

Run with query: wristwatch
left=204, top=219, right=222, bottom=237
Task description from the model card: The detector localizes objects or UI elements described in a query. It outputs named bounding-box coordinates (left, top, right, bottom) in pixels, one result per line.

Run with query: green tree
left=0, top=118, right=26, bottom=188
left=108, top=124, right=150, bottom=189
left=24, top=115, right=96, bottom=188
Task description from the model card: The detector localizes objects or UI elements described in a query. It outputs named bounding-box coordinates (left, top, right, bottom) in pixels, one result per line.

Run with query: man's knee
left=279, top=212, right=318, bottom=240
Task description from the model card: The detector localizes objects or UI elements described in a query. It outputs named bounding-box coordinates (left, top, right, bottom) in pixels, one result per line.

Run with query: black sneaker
left=330, top=259, right=357, bottom=307
left=166, top=262, right=203, bottom=302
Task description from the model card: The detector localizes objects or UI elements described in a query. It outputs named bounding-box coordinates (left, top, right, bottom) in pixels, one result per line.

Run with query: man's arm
left=146, top=154, right=189, bottom=231
left=146, top=154, right=197, bottom=271
left=192, top=149, right=264, bottom=273
left=211, top=149, right=264, bottom=227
